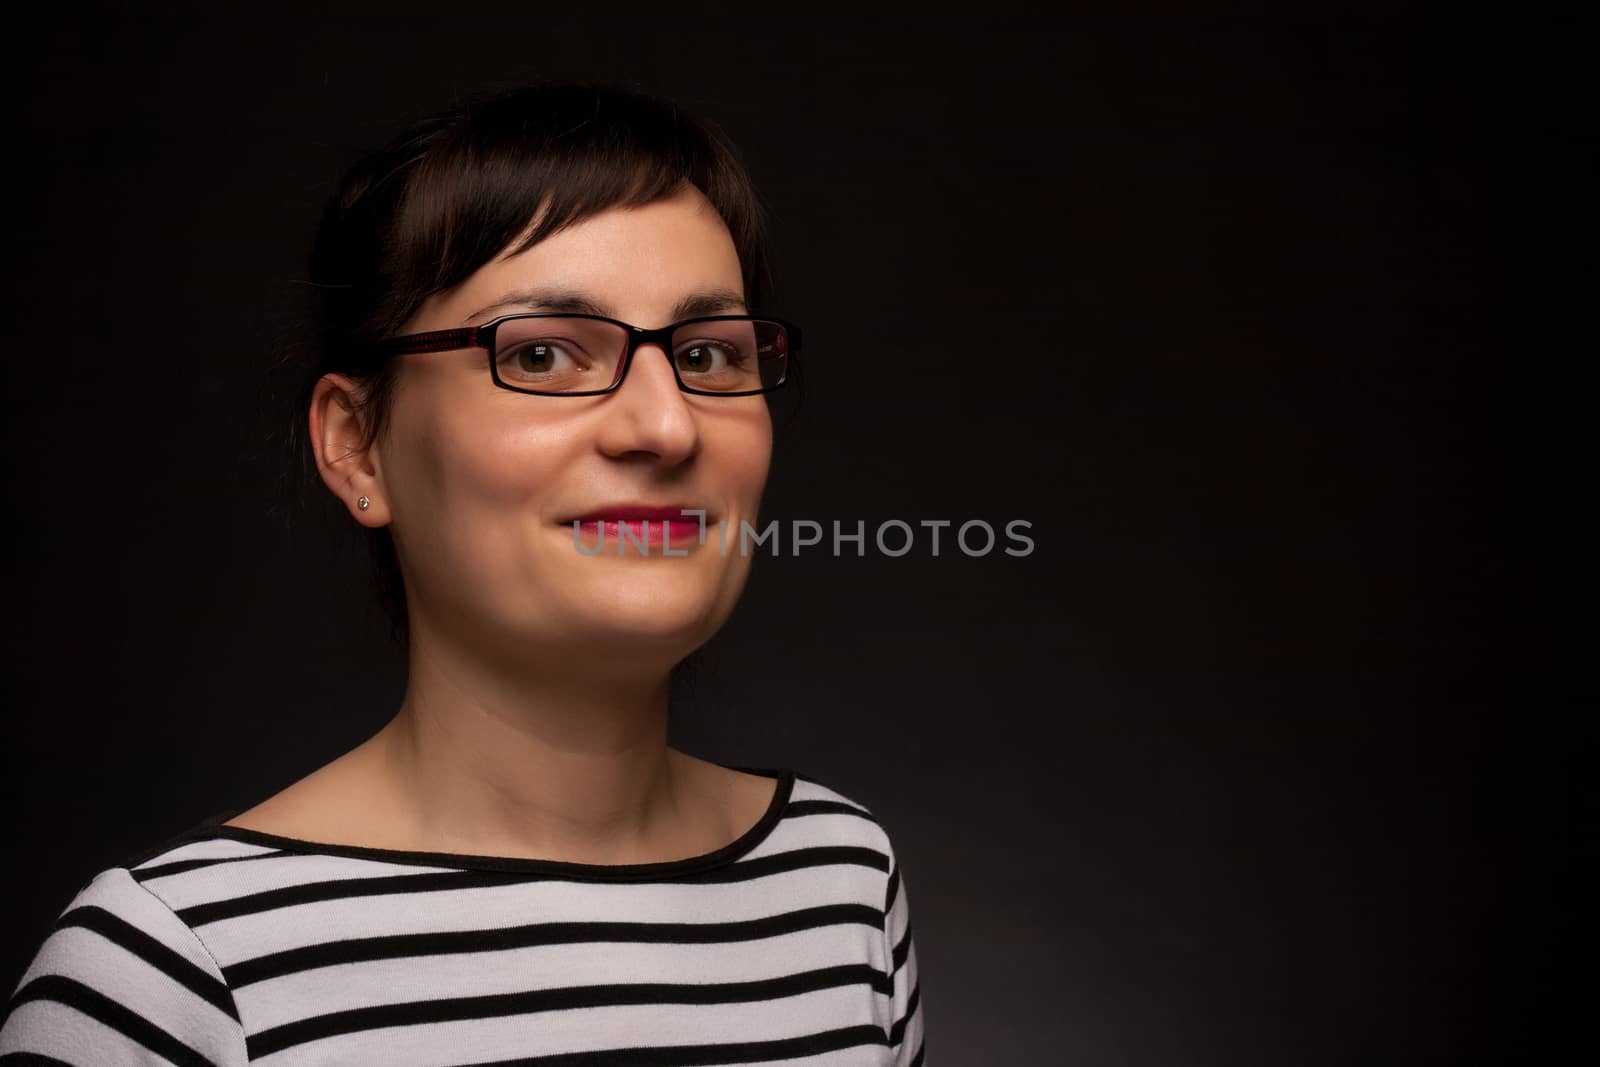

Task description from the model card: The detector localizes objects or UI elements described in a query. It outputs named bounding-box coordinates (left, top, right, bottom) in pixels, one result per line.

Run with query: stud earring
left=357, top=496, right=370, bottom=511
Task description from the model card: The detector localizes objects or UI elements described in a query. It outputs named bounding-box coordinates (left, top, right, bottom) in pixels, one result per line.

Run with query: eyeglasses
left=375, top=313, right=801, bottom=397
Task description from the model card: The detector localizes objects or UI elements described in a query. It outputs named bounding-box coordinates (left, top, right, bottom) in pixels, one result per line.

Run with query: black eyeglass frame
left=373, top=312, right=803, bottom=397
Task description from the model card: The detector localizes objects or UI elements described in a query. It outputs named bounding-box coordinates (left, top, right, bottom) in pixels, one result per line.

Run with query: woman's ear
left=310, top=373, right=391, bottom=527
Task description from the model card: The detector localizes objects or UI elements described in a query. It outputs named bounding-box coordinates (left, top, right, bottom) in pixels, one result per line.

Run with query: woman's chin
left=541, top=568, right=740, bottom=647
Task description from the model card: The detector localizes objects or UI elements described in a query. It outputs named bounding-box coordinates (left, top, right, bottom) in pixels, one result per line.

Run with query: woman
left=1, top=81, right=926, bottom=1064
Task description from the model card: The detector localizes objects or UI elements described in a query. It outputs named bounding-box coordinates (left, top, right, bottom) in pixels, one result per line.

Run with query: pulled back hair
left=275, top=80, right=777, bottom=653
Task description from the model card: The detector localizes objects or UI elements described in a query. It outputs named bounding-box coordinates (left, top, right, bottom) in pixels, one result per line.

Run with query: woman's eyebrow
left=464, top=286, right=747, bottom=326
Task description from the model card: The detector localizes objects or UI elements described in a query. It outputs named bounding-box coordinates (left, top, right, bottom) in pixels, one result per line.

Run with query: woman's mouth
left=557, top=505, right=712, bottom=549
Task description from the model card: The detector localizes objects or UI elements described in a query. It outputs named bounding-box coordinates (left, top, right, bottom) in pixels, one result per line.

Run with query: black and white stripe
left=2, top=770, right=925, bottom=1065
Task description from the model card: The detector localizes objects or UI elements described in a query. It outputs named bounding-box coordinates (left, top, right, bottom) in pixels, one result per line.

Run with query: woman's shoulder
left=789, top=767, right=885, bottom=819
left=785, top=768, right=912, bottom=871
left=14, top=817, right=263, bottom=957
left=0, top=832, right=251, bottom=1061
left=11, top=815, right=271, bottom=978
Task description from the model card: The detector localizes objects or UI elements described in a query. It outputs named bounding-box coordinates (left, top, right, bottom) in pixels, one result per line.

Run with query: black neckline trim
left=158, top=765, right=796, bottom=881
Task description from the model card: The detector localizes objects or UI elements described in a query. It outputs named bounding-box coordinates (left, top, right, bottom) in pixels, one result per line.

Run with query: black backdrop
left=2, top=16, right=1565, bottom=1065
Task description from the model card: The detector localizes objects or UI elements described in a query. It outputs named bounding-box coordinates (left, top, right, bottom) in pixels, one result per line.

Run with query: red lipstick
left=559, top=504, right=710, bottom=549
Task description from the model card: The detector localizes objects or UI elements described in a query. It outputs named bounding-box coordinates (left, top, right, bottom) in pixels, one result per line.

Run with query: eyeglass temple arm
left=375, top=326, right=485, bottom=356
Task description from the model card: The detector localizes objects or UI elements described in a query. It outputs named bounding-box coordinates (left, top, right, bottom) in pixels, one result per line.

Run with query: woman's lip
left=558, top=506, right=713, bottom=524
left=563, top=518, right=708, bottom=548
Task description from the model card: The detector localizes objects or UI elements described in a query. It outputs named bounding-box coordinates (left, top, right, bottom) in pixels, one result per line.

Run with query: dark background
left=2, top=16, right=1568, bottom=1065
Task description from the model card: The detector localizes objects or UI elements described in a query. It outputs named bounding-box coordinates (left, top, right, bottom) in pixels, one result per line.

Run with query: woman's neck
left=361, top=623, right=699, bottom=862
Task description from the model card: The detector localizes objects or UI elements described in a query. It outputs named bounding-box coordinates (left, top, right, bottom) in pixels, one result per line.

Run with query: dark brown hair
left=276, top=80, right=777, bottom=652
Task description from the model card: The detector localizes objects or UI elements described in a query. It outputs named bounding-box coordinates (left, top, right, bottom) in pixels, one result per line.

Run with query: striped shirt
left=1, top=767, right=926, bottom=1065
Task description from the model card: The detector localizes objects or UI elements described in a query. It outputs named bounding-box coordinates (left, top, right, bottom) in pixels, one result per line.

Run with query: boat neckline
left=150, top=765, right=796, bottom=880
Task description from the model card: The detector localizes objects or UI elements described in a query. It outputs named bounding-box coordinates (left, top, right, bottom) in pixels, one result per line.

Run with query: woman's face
left=335, top=184, right=772, bottom=671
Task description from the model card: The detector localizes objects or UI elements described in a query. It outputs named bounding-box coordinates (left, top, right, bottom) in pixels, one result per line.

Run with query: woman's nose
left=591, top=342, right=700, bottom=465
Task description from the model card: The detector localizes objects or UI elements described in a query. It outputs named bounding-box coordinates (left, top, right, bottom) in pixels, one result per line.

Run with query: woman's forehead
left=460, top=285, right=749, bottom=328
left=427, top=193, right=744, bottom=327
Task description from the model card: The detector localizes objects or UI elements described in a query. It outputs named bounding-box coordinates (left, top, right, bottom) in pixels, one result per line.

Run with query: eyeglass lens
left=491, top=317, right=788, bottom=394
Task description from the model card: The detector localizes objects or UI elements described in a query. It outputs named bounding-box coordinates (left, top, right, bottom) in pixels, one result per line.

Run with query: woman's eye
left=675, top=340, right=742, bottom=374
left=501, top=341, right=577, bottom=376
